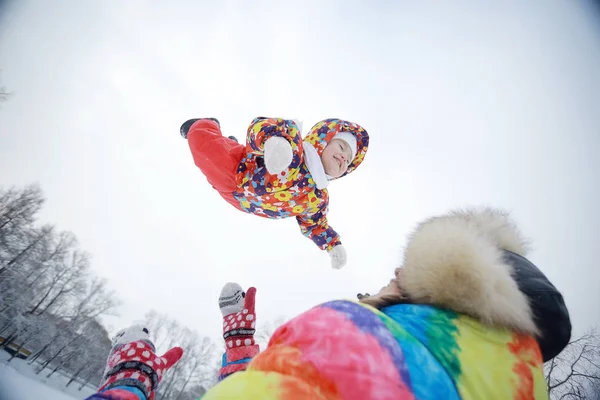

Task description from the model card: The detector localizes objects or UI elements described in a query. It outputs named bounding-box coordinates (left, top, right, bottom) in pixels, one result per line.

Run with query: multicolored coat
left=234, top=118, right=369, bottom=251
left=202, top=208, right=568, bottom=400
left=202, top=300, right=548, bottom=400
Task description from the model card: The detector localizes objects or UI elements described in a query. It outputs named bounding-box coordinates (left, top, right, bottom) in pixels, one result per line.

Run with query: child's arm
left=246, top=117, right=304, bottom=174
left=219, top=342, right=260, bottom=381
left=84, top=389, right=146, bottom=400
left=296, top=207, right=347, bottom=269
left=86, top=339, right=183, bottom=400
left=218, top=286, right=260, bottom=381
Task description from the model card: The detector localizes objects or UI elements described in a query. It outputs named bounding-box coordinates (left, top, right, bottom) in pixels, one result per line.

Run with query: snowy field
left=0, top=351, right=95, bottom=400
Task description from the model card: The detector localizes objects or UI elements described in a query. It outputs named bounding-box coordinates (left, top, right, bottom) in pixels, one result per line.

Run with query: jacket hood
left=303, top=118, right=369, bottom=179
left=398, top=207, right=539, bottom=336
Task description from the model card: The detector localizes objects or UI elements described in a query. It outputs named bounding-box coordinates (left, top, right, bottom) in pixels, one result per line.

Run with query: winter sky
left=0, top=0, right=599, bottom=344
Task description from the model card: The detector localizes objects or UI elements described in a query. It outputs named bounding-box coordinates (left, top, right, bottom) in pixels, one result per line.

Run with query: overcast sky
left=0, top=0, right=598, bottom=345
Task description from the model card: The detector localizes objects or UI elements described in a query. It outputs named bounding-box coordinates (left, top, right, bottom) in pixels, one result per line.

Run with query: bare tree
left=145, top=310, right=218, bottom=400
left=0, top=224, right=54, bottom=278
left=198, top=353, right=222, bottom=392
left=0, top=71, right=9, bottom=103
left=0, top=186, right=51, bottom=314
left=72, top=326, right=112, bottom=391
left=22, top=231, right=75, bottom=293
left=255, top=315, right=287, bottom=350
left=27, top=236, right=85, bottom=316
left=45, top=320, right=109, bottom=380
left=0, top=183, right=230, bottom=395
left=66, top=277, right=120, bottom=322
left=34, top=281, right=119, bottom=375
left=7, top=314, right=55, bottom=362
left=26, top=317, right=70, bottom=365
left=36, top=328, right=84, bottom=374
left=172, top=334, right=214, bottom=400
left=0, top=185, right=44, bottom=251
left=0, top=184, right=117, bottom=389
left=65, top=344, right=93, bottom=387
left=545, top=327, right=600, bottom=399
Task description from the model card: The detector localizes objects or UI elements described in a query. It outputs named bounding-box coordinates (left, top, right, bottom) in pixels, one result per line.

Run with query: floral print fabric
left=232, top=117, right=369, bottom=251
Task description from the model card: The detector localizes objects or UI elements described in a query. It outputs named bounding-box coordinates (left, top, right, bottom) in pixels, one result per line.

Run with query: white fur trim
left=264, top=137, right=293, bottom=175
left=303, top=142, right=329, bottom=189
left=333, top=132, right=357, bottom=161
left=399, top=207, right=538, bottom=335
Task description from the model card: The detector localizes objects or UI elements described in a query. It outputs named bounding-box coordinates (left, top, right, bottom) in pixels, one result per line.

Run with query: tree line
left=0, top=184, right=221, bottom=399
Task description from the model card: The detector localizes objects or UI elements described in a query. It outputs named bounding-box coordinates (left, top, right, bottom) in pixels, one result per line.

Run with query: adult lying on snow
left=87, top=207, right=570, bottom=400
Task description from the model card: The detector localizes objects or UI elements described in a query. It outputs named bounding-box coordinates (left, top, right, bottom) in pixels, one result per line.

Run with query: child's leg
left=187, top=119, right=245, bottom=196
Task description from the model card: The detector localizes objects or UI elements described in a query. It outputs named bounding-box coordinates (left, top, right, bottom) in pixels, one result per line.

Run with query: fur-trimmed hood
left=398, top=207, right=539, bottom=335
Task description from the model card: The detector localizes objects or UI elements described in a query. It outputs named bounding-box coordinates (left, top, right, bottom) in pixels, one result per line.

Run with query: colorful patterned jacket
left=202, top=300, right=548, bottom=400
left=234, top=117, right=369, bottom=251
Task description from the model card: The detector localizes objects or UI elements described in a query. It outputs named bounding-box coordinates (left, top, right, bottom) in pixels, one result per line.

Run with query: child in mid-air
left=179, top=117, right=369, bottom=269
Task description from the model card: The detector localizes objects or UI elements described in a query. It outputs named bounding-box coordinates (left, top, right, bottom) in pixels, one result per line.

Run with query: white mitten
left=328, top=245, right=347, bottom=269
left=264, top=137, right=293, bottom=175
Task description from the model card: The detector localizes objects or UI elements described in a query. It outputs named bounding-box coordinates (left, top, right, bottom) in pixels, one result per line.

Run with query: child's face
left=321, top=139, right=353, bottom=178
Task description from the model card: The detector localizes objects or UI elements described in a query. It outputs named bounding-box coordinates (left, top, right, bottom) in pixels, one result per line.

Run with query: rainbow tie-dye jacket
left=203, top=300, right=548, bottom=400
left=234, top=118, right=369, bottom=251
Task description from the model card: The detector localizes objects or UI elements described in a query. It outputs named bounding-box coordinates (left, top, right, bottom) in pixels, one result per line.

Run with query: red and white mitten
left=218, top=283, right=260, bottom=380
left=98, top=325, right=183, bottom=400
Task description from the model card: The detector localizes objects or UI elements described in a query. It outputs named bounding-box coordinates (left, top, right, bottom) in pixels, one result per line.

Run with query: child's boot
left=180, top=118, right=220, bottom=139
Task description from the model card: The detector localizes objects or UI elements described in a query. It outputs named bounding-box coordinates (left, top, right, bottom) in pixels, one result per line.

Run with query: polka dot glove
left=219, top=286, right=260, bottom=380
left=98, top=339, right=183, bottom=400
left=222, top=286, right=257, bottom=348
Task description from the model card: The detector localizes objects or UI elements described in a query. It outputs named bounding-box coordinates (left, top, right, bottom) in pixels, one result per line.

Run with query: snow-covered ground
left=0, top=351, right=95, bottom=400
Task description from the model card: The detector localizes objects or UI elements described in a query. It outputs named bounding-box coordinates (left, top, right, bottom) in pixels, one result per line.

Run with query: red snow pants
left=187, top=119, right=246, bottom=211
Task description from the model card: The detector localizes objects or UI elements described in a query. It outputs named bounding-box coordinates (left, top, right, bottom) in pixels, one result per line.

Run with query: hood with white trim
left=303, top=118, right=369, bottom=179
